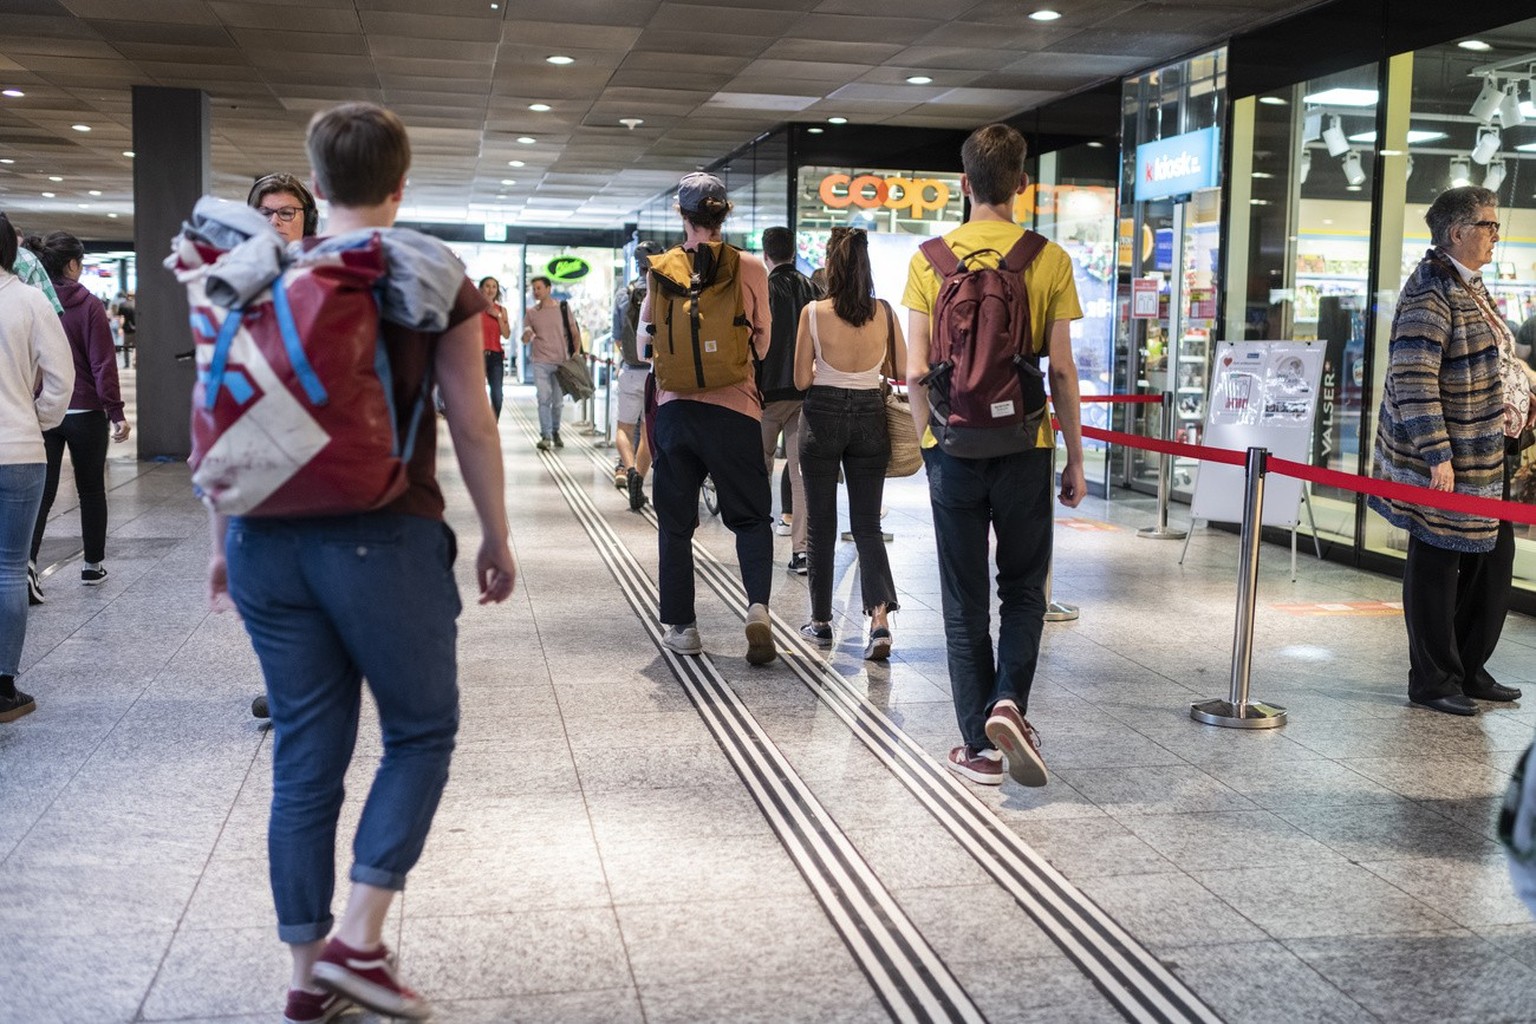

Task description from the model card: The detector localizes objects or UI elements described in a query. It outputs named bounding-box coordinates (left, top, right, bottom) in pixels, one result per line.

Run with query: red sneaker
left=946, top=744, right=1004, bottom=785
left=311, top=937, right=431, bottom=1020
left=985, top=700, right=1048, bottom=787
left=283, top=987, right=351, bottom=1024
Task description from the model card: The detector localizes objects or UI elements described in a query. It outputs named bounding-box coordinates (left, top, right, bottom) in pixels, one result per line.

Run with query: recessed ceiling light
left=1250, top=199, right=1270, bottom=206
left=1086, top=141, right=1104, bottom=148
left=2, top=89, right=23, bottom=98
left=1029, top=9, right=1061, bottom=21
left=806, top=127, right=824, bottom=134
left=0, top=158, right=13, bottom=164
left=107, top=213, right=118, bottom=218
left=508, top=159, right=524, bottom=167
left=546, top=55, right=574, bottom=65
left=1252, top=171, right=1274, bottom=179
left=1258, top=96, right=1287, bottom=106
left=1346, top=129, right=1446, bottom=144
left=501, top=178, right=516, bottom=185
left=48, top=175, right=62, bottom=182
left=1459, top=39, right=1492, bottom=52
left=88, top=189, right=101, bottom=196
left=41, top=191, right=54, bottom=197
left=619, top=117, right=644, bottom=129
left=906, top=75, right=932, bottom=85
left=528, top=103, right=550, bottom=112
left=827, top=116, right=847, bottom=125
left=122, top=150, right=134, bottom=158
left=517, top=136, right=536, bottom=144
left=70, top=124, right=90, bottom=132
left=1345, top=184, right=1362, bottom=191
left=76, top=203, right=88, bottom=208
left=1301, top=87, right=1377, bottom=107
left=490, top=2, right=498, bottom=7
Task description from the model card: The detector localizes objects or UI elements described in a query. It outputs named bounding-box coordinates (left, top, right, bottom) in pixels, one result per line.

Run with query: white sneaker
left=745, top=602, right=776, bottom=665
left=774, top=517, right=792, bottom=536
left=663, top=624, right=702, bottom=656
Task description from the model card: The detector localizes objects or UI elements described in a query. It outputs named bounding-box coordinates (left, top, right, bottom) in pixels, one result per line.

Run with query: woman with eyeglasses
left=793, top=227, right=903, bottom=659
left=248, top=172, right=318, bottom=246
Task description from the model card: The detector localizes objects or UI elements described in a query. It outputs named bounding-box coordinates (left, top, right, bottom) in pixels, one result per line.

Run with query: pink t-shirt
left=641, top=248, right=771, bottom=421
left=524, top=299, right=581, bottom=364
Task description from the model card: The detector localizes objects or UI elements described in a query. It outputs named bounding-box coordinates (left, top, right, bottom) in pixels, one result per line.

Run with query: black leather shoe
left=1410, top=694, right=1478, bottom=716
left=1466, top=682, right=1522, bottom=702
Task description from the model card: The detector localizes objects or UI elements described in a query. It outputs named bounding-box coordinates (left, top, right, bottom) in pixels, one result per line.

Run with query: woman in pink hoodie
left=23, top=232, right=132, bottom=599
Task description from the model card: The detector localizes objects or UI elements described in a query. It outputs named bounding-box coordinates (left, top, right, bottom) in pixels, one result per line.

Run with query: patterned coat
left=1369, top=249, right=1505, bottom=553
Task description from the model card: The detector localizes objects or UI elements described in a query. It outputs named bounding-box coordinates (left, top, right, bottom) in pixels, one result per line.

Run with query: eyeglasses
left=258, top=205, right=303, bottom=223
left=1468, top=219, right=1501, bottom=234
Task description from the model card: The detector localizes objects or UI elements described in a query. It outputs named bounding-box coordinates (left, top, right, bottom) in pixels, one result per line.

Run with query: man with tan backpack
left=638, top=172, right=775, bottom=664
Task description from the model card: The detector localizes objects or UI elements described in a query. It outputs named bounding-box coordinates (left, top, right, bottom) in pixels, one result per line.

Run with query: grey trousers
left=761, top=399, right=806, bottom=555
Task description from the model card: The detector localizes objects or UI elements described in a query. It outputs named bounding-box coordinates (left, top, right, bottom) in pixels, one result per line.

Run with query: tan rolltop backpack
left=644, top=242, right=753, bottom=393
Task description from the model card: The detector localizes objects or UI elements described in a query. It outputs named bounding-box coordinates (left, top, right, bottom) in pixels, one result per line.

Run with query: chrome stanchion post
left=593, top=358, right=616, bottom=448
left=579, top=353, right=599, bottom=434
left=1191, top=446, right=1286, bottom=729
left=1044, top=440, right=1078, bottom=622
left=1138, top=390, right=1187, bottom=540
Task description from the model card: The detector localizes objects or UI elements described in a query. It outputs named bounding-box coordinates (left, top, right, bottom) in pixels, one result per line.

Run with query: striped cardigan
left=1369, top=249, right=1505, bottom=553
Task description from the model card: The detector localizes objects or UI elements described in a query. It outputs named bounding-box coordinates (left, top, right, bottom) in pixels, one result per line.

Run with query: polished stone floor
left=3, top=378, right=1535, bottom=1024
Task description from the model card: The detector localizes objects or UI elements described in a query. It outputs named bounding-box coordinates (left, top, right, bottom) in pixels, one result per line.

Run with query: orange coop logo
left=817, top=173, right=952, bottom=219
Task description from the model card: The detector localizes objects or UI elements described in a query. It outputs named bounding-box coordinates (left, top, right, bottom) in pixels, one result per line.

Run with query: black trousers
left=652, top=401, right=773, bottom=626
left=484, top=351, right=504, bottom=421
left=799, top=386, right=898, bottom=623
left=1402, top=479, right=1514, bottom=701
left=31, top=410, right=111, bottom=566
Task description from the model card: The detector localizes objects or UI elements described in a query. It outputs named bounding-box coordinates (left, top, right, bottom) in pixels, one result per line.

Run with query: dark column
left=132, top=86, right=209, bottom=460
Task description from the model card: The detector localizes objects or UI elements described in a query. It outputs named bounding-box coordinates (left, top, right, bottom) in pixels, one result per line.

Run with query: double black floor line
left=510, top=405, right=986, bottom=1024
left=558, top=416, right=1226, bottom=1024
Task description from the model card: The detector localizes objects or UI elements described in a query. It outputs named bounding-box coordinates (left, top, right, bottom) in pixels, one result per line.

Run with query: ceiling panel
left=0, top=0, right=1327, bottom=238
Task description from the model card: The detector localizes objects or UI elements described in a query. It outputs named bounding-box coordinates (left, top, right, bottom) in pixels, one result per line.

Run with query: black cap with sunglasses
left=246, top=172, right=318, bottom=237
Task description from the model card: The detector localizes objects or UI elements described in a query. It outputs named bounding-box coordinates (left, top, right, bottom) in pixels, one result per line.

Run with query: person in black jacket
left=756, top=227, right=818, bottom=574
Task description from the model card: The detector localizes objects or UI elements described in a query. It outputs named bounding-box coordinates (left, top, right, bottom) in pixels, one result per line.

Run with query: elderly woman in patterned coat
left=1370, top=186, right=1533, bottom=716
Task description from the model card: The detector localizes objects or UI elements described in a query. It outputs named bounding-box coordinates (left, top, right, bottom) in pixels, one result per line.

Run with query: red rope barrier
left=1078, top=394, right=1162, bottom=404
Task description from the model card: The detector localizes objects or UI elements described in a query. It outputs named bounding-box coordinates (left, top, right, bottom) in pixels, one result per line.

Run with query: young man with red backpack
left=902, top=123, right=1085, bottom=789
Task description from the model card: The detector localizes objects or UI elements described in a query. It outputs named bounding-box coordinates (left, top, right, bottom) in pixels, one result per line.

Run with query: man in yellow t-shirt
left=901, top=122, right=1085, bottom=791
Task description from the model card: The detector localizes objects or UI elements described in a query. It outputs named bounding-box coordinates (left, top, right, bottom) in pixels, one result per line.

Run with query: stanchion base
left=1043, top=602, right=1079, bottom=622
left=1137, top=527, right=1188, bottom=540
left=1190, top=699, right=1287, bottom=729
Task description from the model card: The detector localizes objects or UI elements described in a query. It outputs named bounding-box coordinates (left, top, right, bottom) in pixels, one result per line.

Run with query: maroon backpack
left=918, top=230, right=1048, bottom=458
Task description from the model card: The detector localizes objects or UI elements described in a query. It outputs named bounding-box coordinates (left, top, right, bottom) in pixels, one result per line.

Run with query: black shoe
left=799, top=621, right=833, bottom=645
left=1410, top=694, right=1478, bottom=716
left=627, top=467, right=647, bottom=512
left=552, top=431, right=564, bottom=449
left=1466, top=682, right=1522, bottom=702
left=0, top=688, right=36, bottom=723
left=536, top=436, right=551, bottom=451
left=26, top=565, right=43, bottom=605
left=80, top=564, right=108, bottom=586
left=787, top=553, right=808, bottom=575
left=251, top=694, right=270, bottom=719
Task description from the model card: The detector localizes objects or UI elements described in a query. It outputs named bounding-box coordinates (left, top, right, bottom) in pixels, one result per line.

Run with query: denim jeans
left=799, top=386, right=898, bottom=622
left=484, top=351, right=505, bottom=421
left=652, top=401, right=773, bottom=625
left=922, top=445, right=1052, bottom=751
left=0, top=463, right=46, bottom=677
left=31, top=410, right=111, bottom=565
left=226, top=512, right=462, bottom=944
left=531, top=360, right=563, bottom=438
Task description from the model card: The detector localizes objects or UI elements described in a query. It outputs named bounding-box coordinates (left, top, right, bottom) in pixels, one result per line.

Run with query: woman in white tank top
left=792, top=228, right=906, bottom=659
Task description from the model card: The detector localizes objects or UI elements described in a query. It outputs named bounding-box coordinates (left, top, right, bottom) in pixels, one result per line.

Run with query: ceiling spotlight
left=1258, top=96, right=1287, bottom=106
left=528, top=103, right=551, bottom=112
left=545, top=55, right=574, bottom=65
left=1500, top=85, right=1526, bottom=128
left=1470, top=78, right=1503, bottom=122
left=516, top=136, right=536, bottom=144
left=122, top=150, right=134, bottom=158
left=906, top=75, right=932, bottom=85
left=1459, top=39, right=1492, bottom=52
left=88, top=189, right=101, bottom=196
left=500, top=179, right=516, bottom=185
left=70, top=123, right=90, bottom=132
left=827, top=116, right=847, bottom=124
left=1322, top=115, right=1349, bottom=157
left=619, top=117, right=644, bottom=129
left=806, top=127, right=824, bottom=134
left=1450, top=156, right=1472, bottom=188
left=0, top=158, right=13, bottom=164
left=1340, top=149, right=1366, bottom=187
left=1, top=89, right=23, bottom=98
left=107, top=213, right=117, bottom=218
left=47, top=175, right=61, bottom=182
left=508, top=159, right=524, bottom=167
left=1028, top=9, right=1062, bottom=20
left=41, top=191, right=54, bottom=198
left=1485, top=157, right=1507, bottom=192
left=1471, top=124, right=1500, bottom=165
left=1299, top=149, right=1311, bottom=184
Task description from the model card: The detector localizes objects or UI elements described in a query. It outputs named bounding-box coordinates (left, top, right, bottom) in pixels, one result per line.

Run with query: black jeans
left=923, top=445, right=1052, bottom=751
left=1403, top=513, right=1514, bottom=701
left=652, top=401, right=773, bottom=626
left=799, top=386, right=897, bottom=623
left=484, top=351, right=504, bottom=420
left=31, top=410, right=111, bottom=565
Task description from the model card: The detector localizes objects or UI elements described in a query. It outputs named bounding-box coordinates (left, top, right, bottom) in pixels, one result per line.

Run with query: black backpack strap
left=920, top=237, right=960, bottom=278
left=1001, top=230, right=1048, bottom=274
left=559, top=299, right=577, bottom=356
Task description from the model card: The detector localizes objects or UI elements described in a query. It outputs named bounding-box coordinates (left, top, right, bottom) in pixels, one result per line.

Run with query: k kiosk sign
left=1134, top=127, right=1220, bottom=203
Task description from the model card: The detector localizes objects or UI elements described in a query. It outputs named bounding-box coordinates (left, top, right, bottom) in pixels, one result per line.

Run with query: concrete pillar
left=131, top=86, right=209, bottom=460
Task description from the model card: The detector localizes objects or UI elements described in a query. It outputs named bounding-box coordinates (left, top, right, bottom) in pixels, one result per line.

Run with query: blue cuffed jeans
left=922, top=446, right=1053, bottom=752
left=0, top=463, right=46, bottom=677
left=226, top=512, right=462, bottom=944
left=532, top=360, right=563, bottom=438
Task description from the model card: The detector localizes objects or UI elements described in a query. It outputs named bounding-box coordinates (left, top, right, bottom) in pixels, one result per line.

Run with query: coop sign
left=817, top=173, right=952, bottom=219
